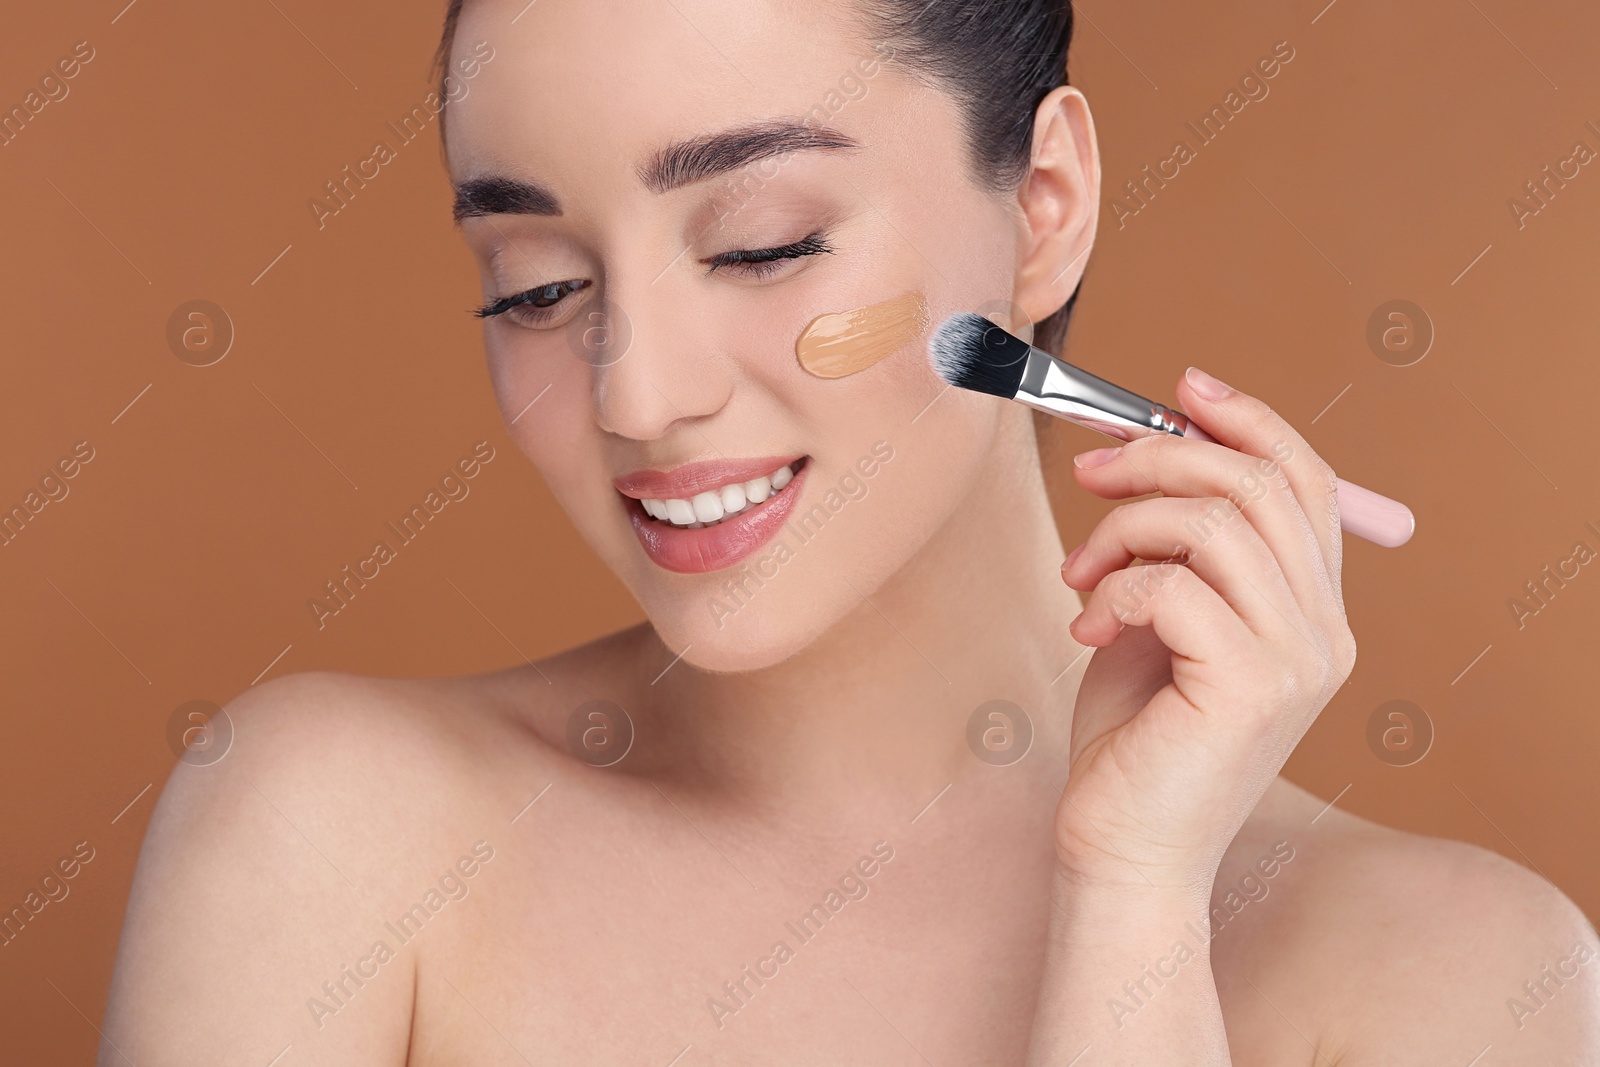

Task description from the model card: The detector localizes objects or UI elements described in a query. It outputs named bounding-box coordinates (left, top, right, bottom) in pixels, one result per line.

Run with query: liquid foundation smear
left=795, top=290, right=930, bottom=379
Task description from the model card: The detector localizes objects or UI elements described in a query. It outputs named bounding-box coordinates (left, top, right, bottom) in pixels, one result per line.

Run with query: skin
left=101, top=1, right=1599, bottom=1064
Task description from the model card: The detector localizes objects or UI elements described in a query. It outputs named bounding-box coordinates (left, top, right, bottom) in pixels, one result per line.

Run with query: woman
left=103, top=0, right=1597, bottom=1063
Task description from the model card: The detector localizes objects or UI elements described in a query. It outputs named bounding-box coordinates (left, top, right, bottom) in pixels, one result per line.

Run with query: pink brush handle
left=1180, top=422, right=1415, bottom=548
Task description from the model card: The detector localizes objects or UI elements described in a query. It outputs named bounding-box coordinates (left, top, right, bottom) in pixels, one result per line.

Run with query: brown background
left=3, top=0, right=1597, bottom=1059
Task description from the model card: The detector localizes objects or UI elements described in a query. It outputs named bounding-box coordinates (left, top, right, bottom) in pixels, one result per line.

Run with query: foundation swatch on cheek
left=795, top=290, right=931, bottom=379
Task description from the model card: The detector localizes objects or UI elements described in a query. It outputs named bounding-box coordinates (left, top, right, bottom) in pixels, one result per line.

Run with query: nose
left=588, top=273, right=734, bottom=443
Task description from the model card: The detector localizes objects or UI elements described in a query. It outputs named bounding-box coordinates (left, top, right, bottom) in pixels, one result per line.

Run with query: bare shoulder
left=148, top=621, right=653, bottom=855
left=1213, top=778, right=1600, bottom=1065
left=103, top=628, right=644, bottom=1064
left=149, top=666, right=545, bottom=863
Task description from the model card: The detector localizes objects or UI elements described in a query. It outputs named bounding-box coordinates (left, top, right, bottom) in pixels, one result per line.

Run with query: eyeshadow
left=795, top=290, right=930, bottom=379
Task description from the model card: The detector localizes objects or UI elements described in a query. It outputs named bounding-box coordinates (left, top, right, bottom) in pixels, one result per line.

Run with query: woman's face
left=446, top=0, right=1039, bottom=671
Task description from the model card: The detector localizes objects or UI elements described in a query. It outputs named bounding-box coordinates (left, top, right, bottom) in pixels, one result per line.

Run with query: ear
left=1013, top=86, right=1100, bottom=329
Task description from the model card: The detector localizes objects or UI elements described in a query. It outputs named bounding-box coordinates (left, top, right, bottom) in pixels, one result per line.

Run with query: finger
left=1175, top=366, right=1344, bottom=595
left=1070, top=561, right=1256, bottom=679
left=1071, top=433, right=1334, bottom=626
left=1062, top=495, right=1302, bottom=641
left=1074, top=562, right=1340, bottom=742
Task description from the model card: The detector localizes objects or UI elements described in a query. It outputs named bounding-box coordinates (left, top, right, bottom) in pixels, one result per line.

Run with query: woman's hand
left=1055, top=366, right=1357, bottom=898
left=1024, top=366, right=1355, bottom=1065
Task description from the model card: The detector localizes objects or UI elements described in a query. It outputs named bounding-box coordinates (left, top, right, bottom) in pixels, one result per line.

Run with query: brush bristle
left=927, top=313, right=1033, bottom=399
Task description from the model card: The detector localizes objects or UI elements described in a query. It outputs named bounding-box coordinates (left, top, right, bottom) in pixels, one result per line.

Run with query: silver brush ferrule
left=1016, top=347, right=1196, bottom=442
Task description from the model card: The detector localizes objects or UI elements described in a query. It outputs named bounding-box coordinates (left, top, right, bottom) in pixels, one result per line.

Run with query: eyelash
left=704, top=232, right=835, bottom=278
left=475, top=280, right=591, bottom=323
left=475, top=232, right=835, bottom=327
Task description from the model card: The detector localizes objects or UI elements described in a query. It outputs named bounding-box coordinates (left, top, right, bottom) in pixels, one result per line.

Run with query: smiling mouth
left=633, top=458, right=806, bottom=529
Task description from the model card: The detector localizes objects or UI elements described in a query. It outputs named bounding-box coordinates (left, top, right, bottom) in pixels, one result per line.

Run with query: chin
left=618, top=493, right=951, bottom=677
left=609, top=427, right=1015, bottom=674
left=618, top=540, right=849, bottom=673
left=661, top=608, right=830, bottom=674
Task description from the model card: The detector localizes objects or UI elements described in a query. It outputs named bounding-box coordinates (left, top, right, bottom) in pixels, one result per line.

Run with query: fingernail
left=1073, top=446, right=1121, bottom=469
left=1062, top=543, right=1085, bottom=573
left=1185, top=366, right=1234, bottom=400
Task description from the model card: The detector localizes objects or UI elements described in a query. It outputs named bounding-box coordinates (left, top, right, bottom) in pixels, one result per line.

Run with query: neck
left=640, top=408, right=1088, bottom=821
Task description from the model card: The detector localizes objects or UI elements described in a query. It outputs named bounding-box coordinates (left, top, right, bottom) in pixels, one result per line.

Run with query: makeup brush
left=928, top=313, right=1415, bottom=548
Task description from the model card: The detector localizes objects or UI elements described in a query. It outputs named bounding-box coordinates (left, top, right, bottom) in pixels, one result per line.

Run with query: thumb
left=1069, top=623, right=1171, bottom=759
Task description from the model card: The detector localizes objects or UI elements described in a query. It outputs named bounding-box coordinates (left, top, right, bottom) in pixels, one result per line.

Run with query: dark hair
left=433, top=0, right=1079, bottom=353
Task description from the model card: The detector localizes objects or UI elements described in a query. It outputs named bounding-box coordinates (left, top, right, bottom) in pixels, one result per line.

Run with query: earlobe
left=1013, top=86, right=1100, bottom=328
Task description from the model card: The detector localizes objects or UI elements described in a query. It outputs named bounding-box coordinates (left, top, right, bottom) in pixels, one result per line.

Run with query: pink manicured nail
left=1062, top=543, right=1085, bottom=572
left=1074, top=446, right=1121, bottom=469
left=1185, top=366, right=1234, bottom=400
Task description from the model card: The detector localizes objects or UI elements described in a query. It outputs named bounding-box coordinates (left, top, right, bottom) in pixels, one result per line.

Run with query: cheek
left=790, top=349, right=936, bottom=443
left=484, top=328, right=593, bottom=442
left=727, top=199, right=1018, bottom=566
left=483, top=329, right=542, bottom=419
left=829, top=380, right=1003, bottom=540
left=484, top=333, right=606, bottom=509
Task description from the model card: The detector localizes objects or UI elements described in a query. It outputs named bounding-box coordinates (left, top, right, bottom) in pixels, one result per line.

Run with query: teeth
left=691, top=491, right=723, bottom=524
left=665, top=498, right=695, bottom=525
left=640, top=462, right=798, bottom=529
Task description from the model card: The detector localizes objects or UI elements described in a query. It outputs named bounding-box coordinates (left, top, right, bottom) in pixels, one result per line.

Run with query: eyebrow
left=452, top=119, right=860, bottom=222
left=638, top=119, right=860, bottom=194
left=453, top=174, right=560, bottom=222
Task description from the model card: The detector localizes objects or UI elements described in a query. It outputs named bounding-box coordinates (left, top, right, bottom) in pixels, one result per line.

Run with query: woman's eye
left=475, top=279, right=591, bottom=328
left=705, top=232, right=835, bottom=280
left=472, top=233, right=831, bottom=329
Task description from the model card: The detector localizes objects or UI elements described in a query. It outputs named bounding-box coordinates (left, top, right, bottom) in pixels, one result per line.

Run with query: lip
left=623, top=457, right=810, bottom=574
left=613, top=455, right=806, bottom=501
